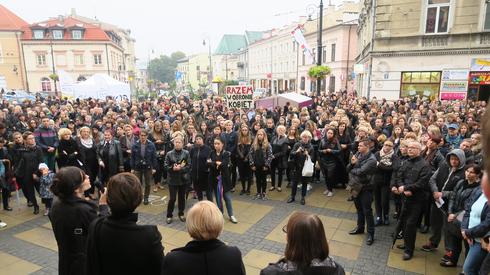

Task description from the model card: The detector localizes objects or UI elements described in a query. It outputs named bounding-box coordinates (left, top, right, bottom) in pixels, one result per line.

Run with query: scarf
left=379, top=149, right=394, bottom=167
left=80, top=138, right=93, bottom=149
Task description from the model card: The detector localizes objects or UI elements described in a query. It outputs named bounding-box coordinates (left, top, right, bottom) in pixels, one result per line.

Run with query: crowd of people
left=0, top=90, right=489, bottom=274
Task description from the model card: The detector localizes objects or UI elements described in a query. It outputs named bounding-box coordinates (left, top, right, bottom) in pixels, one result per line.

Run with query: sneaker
left=43, top=209, right=50, bottom=216
left=253, top=194, right=260, bottom=200
left=230, top=216, right=238, bottom=224
left=323, top=189, right=329, bottom=195
left=326, top=191, right=333, bottom=197
left=166, top=217, right=173, bottom=224
left=179, top=215, right=186, bottom=222
left=441, top=251, right=453, bottom=262
left=421, top=242, right=437, bottom=252
left=261, top=194, right=268, bottom=201
left=269, top=186, right=275, bottom=191
left=277, top=187, right=282, bottom=192
left=0, top=221, right=6, bottom=228
left=153, top=187, right=158, bottom=193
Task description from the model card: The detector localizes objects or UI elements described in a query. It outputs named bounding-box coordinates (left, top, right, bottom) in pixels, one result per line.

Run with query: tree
left=308, top=65, right=331, bottom=80
left=148, top=51, right=186, bottom=88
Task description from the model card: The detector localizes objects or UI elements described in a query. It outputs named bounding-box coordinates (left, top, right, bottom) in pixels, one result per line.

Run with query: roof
left=0, top=5, right=28, bottom=31
left=214, top=34, right=247, bottom=55
left=22, top=16, right=111, bottom=41
left=245, top=31, right=264, bottom=44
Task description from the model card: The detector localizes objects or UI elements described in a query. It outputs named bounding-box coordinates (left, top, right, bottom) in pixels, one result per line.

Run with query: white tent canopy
left=62, top=73, right=130, bottom=101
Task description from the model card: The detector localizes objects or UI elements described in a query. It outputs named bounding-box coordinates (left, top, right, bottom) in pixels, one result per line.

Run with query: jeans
left=354, top=189, right=375, bottom=235
left=166, top=185, right=186, bottom=218
left=213, top=189, right=234, bottom=217
left=374, top=182, right=390, bottom=220
left=134, top=169, right=153, bottom=200
left=463, top=242, right=488, bottom=275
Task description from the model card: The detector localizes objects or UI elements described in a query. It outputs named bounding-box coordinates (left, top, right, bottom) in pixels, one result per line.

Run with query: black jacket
left=58, top=138, right=84, bottom=168
left=130, top=140, right=157, bottom=170
left=49, top=197, right=109, bottom=275
left=271, top=136, right=288, bottom=169
left=372, top=150, right=396, bottom=187
left=318, top=138, right=341, bottom=167
left=190, top=144, right=212, bottom=189
left=289, top=142, right=314, bottom=171
left=429, top=149, right=466, bottom=199
left=164, top=148, right=191, bottom=186
left=261, top=258, right=345, bottom=275
left=162, top=239, right=245, bottom=275
left=462, top=189, right=490, bottom=240
left=97, top=139, right=124, bottom=176
left=86, top=213, right=164, bottom=275
left=397, top=155, right=432, bottom=202
left=208, top=150, right=232, bottom=193
left=448, top=179, right=481, bottom=214
left=347, top=151, right=377, bottom=190
left=15, top=145, right=43, bottom=179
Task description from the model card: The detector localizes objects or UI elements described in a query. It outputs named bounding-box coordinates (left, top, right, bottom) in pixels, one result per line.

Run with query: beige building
left=176, top=53, right=211, bottom=91
left=247, top=1, right=360, bottom=95
left=21, top=15, right=125, bottom=93
left=356, top=0, right=490, bottom=101
left=0, top=5, right=28, bottom=90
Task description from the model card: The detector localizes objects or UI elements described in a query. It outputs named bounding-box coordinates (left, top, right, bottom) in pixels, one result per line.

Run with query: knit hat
left=38, top=163, right=48, bottom=170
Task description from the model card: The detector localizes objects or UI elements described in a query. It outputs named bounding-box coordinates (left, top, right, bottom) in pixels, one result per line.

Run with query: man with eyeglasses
left=392, top=140, right=431, bottom=260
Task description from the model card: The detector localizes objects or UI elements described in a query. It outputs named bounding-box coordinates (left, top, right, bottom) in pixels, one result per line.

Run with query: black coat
left=261, top=258, right=345, bottom=275
left=15, top=145, right=43, bottom=179
left=271, top=136, right=288, bottom=169
left=190, top=144, right=211, bottom=189
left=347, top=151, right=377, bottom=190
left=58, top=138, right=83, bottom=168
left=396, top=156, right=432, bottom=202
left=162, top=239, right=245, bottom=275
left=49, top=197, right=109, bottom=275
left=97, top=139, right=124, bottom=177
left=209, top=150, right=232, bottom=193
left=164, top=149, right=191, bottom=186
left=86, top=213, right=164, bottom=275
left=372, top=151, right=396, bottom=187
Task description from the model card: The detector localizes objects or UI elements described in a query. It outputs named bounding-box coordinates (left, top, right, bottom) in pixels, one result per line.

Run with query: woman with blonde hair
left=237, top=124, right=252, bottom=195
left=249, top=129, right=273, bottom=200
left=162, top=201, right=245, bottom=275
left=287, top=131, right=314, bottom=205
left=77, top=126, right=99, bottom=198
left=57, top=128, right=83, bottom=169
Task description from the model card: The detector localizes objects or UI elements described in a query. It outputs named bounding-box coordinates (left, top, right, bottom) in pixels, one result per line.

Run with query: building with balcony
left=21, top=15, right=125, bottom=93
left=356, top=0, right=490, bottom=101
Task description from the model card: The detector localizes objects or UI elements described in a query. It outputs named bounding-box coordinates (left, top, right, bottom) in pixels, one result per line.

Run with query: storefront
left=399, top=71, right=441, bottom=100
left=468, top=71, right=490, bottom=101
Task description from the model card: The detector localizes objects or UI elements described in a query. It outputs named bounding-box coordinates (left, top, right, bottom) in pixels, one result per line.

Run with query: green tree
left=148, top=51, right=186, bottom=86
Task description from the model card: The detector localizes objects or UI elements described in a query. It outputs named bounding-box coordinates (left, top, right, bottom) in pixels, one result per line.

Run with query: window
left=425, top=0, right=450, bottom=33
left=74, top=54, right=84, bottom=65
left=52, top=30, right=63, bottom=39
left=329, top=76, right=336, bottom=92
left=485, top=1, right=490, bottom=31
left=322, top=46, right=327, bottom=63
left=196, top=65, right=200, bottom=71
left=331, top=43, right=336, bottom=62
left=72, top=30, right=82, bottom=39
left=300, top=77, right=305, bottom=90
left=36, top=54, right=46, bottom=66
left=41, top=77, right=51, bottom=92
left=33, top=30, right=44, bottom=39
left=94, top=54, right=102, bottom=65
left=400, top=71, right=441, bottom=99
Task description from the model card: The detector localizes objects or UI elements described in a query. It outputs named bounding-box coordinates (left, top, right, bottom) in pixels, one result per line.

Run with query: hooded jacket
left=429, top=149, right=466, bottom=198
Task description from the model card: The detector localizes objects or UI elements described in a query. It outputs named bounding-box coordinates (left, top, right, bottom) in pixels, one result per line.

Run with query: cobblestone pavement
left=0, top=182, right=462, bottom=275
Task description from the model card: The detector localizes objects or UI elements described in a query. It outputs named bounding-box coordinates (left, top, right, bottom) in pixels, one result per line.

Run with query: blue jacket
left=130, top=140, right=157, bottom=170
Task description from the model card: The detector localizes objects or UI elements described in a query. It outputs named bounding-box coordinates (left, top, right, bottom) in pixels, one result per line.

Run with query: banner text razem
left=225, top=85, right=254, bottom=109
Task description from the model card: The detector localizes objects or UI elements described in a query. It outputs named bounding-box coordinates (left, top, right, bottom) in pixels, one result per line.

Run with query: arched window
left=41, top=77, right=51, bottom=92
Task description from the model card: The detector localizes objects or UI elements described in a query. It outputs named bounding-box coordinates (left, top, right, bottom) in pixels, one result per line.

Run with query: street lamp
left=203, top=39, right=213, bottom=87
left=306, top=1, right=324, bottom=96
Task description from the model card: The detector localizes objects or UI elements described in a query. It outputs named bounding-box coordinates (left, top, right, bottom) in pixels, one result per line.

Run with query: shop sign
left=471, top=58, right=490, bottom=72
left=469, top=72, right=490, bottom=85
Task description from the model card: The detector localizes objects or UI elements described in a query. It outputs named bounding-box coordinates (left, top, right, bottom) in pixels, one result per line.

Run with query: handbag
left=302, top=156, right=314, bottom=177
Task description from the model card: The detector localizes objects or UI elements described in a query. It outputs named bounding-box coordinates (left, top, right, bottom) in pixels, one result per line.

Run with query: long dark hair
left=285, top=212, right=329, bottom=269
left=50, top=167, right=85, bottom=200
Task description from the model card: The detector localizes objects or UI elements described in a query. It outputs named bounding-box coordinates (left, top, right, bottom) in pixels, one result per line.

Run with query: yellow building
left=177, top=53, right=211, bottom=90
left=0, top=4, right=28, bottom=90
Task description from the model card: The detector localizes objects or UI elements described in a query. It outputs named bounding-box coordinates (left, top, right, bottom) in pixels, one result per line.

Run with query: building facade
left=21, top=15, right=125, bottom=93
left=356, top=0, right=490, bottom=101
left=0, top=5, right=28, bottom=91
left=176, top=53, right=211, bottom=91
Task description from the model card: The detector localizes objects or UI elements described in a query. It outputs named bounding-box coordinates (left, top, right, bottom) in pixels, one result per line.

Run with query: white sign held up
left=225, top=85, right=254, bottom=109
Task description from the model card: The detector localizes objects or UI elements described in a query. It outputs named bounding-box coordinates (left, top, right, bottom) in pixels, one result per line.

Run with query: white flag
left=291, top=26, right=315, bottom=64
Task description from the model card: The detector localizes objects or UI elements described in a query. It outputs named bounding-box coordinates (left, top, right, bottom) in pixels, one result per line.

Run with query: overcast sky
left=4, top=0, right=349, bottom=62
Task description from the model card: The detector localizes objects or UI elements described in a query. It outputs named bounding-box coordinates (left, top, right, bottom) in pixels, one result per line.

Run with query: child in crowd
left=38, top=163, right=55, bottom=216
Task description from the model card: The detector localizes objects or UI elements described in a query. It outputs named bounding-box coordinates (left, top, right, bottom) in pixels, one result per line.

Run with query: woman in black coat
left=208, top=137, right=237, bottom=223
left=318, top=128, right=341, bottom=197
left=58, top=128, right=83, bottom=168
left=236, top=124, right=252, bottom=195
left=97, top=130, right=124, bottom=184
left=162, top=201, right=245, bottom=275
left=86, top=173, right=164, bottom=275
left=189, top=134, right=212, bottom=201
left=337, top=122, right=352, bottom=186
left=49, top=167, right=109, bottom=275
left=15, top=132, right=43, bottom=214
left=287, top=131, right=314, bottom=205
left=372, top=140, right=396, bottom=226
left=76, top=126, right=99, bottom=198
left=269, top=125, right=288, bottom=192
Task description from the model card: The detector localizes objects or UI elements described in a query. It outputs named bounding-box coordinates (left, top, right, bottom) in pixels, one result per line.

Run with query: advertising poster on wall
left=439, top=70, right=468, bottom=100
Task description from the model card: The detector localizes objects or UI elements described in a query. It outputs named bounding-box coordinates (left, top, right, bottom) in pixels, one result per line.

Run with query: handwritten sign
left=225, top=85, right=254, bottom=109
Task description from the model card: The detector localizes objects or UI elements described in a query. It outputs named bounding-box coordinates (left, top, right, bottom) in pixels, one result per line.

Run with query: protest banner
left=225, top=85, right=254, bottom=109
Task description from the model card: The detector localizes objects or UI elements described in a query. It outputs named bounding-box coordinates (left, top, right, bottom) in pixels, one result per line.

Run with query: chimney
left=71, top=8, right=76, bottom=16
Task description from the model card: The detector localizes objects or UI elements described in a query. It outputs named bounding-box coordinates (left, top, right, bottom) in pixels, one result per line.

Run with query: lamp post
left=316, top=0, right=324, bottom=97
left=203, top=39, right=213, bottom=88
